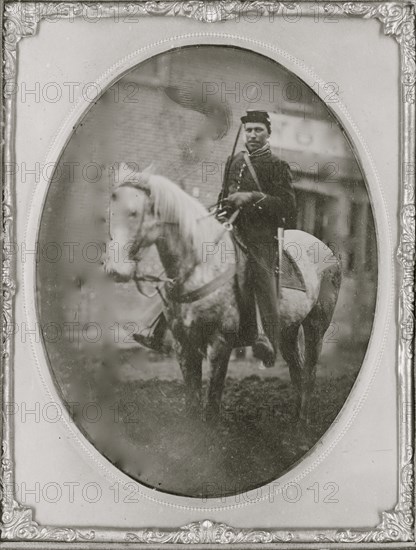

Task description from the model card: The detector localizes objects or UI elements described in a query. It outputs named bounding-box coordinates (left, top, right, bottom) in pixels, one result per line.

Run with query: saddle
left=133, top=230, right=306, bottom=351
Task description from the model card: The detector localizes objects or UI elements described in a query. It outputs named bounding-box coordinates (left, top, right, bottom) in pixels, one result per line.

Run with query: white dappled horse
left=104, top=164, right=341, bottom=423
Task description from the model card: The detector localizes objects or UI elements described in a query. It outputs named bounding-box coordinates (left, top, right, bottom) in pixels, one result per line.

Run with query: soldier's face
left=244, top=122, right=269, bottom=152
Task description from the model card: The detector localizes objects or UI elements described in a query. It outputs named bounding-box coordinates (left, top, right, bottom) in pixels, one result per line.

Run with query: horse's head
left=104, top=163, right=162, bottom=282
left=104, top=162, right=218, bottom=282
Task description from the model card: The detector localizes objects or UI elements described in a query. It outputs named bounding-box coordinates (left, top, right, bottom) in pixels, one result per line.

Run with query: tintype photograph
left=1, top=0, right=414, bottom=545
left=37, top=45, right=376, bottom=498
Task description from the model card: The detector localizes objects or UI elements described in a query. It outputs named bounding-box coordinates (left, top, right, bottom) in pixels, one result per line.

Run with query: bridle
left=111, top=181, right=239, bottom=303
left=117, top=180, right=149, bottom=260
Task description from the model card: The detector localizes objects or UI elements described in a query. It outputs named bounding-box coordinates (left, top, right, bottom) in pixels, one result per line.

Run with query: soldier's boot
left=251, top=301, right=276, bottom=368
left=252, top=334, right=275, bottom=368
left=133, top=313, right=169, bottom=353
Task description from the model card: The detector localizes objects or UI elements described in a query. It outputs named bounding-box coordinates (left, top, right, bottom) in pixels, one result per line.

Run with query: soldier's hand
left=225, top=192, right=253, bottom=209
left=216, top=208, right=229, bottom=221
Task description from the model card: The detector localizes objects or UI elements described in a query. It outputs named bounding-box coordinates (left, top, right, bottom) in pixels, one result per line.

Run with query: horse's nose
left=108, top=270, right=130, bottom=283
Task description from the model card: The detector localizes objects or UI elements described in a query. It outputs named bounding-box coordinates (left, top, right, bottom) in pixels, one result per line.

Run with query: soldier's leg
left=237, top=260, right=257, bottom=345
left=248, top=239, right=280, bottom=363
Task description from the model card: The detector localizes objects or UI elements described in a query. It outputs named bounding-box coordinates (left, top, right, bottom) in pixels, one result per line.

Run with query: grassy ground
left=115, top=374, right=355, bottom=498
left=70, top=347, right=360, bottom=499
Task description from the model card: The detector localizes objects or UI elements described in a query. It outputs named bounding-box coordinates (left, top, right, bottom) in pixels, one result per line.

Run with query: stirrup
left=133, top=332, right=164, bottom=353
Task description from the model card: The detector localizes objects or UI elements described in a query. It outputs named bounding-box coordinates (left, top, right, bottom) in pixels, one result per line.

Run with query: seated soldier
left=134, top=109, right=296, bottom=368
left=217, top=109, right=296, bottom=366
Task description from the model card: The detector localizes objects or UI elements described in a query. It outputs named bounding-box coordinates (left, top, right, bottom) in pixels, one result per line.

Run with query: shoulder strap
left=243, top=151, right=263, bottom=193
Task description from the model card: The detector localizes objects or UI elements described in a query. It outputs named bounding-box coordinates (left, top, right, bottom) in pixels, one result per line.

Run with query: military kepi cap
left=240, top=110, right=271, bottom=133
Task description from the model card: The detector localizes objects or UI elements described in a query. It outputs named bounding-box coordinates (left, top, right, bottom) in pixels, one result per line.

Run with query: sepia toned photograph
left=36, top=45, right=378, bottom=499
left=2, top=0, right=415, bottom=545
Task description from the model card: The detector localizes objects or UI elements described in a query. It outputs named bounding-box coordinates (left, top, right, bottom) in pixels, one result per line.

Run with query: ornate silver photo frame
left=1, top=1, right=415, bottom=547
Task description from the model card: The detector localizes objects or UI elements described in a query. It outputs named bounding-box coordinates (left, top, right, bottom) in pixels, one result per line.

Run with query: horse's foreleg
left=206, top=337, right=232, bottom=424
left=177, top=345, right=203, bottom=419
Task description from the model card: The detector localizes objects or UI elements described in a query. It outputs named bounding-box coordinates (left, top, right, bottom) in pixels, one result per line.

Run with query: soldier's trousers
left=245, top=239, right=280, bottom=354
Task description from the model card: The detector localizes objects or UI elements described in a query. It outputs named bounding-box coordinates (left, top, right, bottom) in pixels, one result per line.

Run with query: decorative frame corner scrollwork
left=1, top=1, right=414, bottom=545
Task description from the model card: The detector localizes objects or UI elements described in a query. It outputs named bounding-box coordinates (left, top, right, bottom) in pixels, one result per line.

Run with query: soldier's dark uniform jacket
left=219, top=149, right=297, bottom=242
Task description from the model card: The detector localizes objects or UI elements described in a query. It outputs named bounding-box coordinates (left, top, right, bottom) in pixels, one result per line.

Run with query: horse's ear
left=142, top=162, right=156, bottom=175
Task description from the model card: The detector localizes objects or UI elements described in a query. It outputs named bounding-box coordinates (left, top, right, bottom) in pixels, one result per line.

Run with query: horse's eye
left=111, top=192, right=117, bottom=201
left=129, top=210, right=137, bottom=218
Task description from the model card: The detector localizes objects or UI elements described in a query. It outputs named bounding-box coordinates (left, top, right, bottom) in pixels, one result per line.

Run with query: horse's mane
left=124, top=172, right=217, bottom=257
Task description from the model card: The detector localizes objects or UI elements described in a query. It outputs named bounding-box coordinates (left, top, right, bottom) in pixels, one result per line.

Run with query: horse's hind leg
left=299, top=316, right=323, bottom=424
left=177, top=345, right=203, bottom=419
left=206, top=336, right=232, bottom=424
left=300, top=261, right=342, bottom=423
left=279, top=324, right=304, bottom=418
left=280, top=322, right=318, bottom=425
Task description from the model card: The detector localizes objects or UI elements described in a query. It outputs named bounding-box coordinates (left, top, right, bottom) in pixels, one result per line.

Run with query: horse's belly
left=173, top=281, right=240, bottom=334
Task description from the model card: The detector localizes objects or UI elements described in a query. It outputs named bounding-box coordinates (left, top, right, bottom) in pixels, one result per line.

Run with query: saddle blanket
left=281, top=250, right=306, bottom=292
left=232, top=234, right=306, bottom=293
